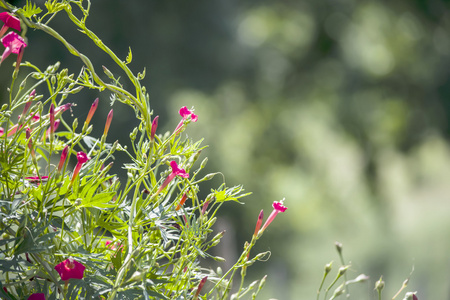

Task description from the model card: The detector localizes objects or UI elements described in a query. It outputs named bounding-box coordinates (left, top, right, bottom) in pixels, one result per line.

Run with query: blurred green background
left=2, top=0, right=450, bottom=298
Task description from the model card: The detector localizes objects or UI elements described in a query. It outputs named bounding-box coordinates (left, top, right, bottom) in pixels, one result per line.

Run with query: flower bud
left=375, top=276, right=385, bottom=292
left=325, top=261, right=333, bottom=274
left=338, top=265, right=349, bottom=276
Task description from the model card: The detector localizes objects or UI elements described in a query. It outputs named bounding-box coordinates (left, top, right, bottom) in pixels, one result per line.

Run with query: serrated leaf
left=20, top=0, right=43, bottom=18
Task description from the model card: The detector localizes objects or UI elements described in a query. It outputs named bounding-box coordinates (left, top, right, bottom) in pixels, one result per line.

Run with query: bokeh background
left=2, top=0, right=450, bottom=299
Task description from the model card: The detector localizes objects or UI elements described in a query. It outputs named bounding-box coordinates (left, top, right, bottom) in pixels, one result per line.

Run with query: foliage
left=0, top=1, right=282, bottom=299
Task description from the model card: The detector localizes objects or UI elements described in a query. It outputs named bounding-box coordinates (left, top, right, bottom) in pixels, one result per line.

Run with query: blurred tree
left=1, top=0, right=450, bottom=299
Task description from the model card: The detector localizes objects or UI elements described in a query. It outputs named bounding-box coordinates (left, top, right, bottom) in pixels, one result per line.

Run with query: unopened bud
left=103, top=65, right=114, bottom=78
left=86, top=125, right=93, bottom=134
left=71, top=86, right=84, bottom=94
left=325, top=261, right=333, bottom=274
left=338, top=265, right=349, bottom=276
left=200, top=157, right=208, bottom=169
left=259, top=275, right=267, bottom=290
left=330, top=284, right=345, bottom=299
left=375, top=276, right=385, bottom=292
left=335, top=241, right=343, bottom=255
left=110, top=140, right=118, bottom=153
left=72, top=118, right=78, bottom=131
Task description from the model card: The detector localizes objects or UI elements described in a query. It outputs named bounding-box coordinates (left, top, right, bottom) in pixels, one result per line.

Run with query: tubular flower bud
left=57, top=145, right=69, bottom=174
left=193, top=276, right=208, bottom=300
left=103, top=109, right=113, bottom=137
left=253, top=210, right=264, bottom=238
left=83, top=98, right=98, bottom=130
left=151, top=115, right=159, bottom=141
left=175, top=192, right=188, bottom=211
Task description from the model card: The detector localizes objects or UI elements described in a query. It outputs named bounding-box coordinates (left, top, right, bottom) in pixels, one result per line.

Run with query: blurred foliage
left=2, top=0, right=450, bottom=299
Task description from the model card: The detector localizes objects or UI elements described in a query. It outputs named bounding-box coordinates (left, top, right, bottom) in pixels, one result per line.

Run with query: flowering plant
left=0, top=1, right=287, bottom=299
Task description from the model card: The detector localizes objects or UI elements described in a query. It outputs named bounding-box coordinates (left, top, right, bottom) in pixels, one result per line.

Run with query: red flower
left=54, top=258, right=85, bottom=281
left=1, top=31, right=27, bottom=64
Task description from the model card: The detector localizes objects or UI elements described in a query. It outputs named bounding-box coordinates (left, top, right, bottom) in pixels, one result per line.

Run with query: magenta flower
left=151, top=115, right=159, bottom=141
left=84, top=98, right=99, bottom=130
left=57, top=145, right=69, bottom=173
left=179, top=106, right=198, bottom=122
left=156, top=161, right=189, bottom=194
left=27, top=293, right=46, bottom=300
left=174, top=106, right=198, bottom=135
left=54, top=258, right=85, bottom=281
left=1, top=31, right=27, bottom=64
left=261, top=199, right=288, bottom=232
left=71, top=151, right=90, bottom=184
left=253, top=209, right=264, bottom=237
left=0, top=12, right=21, bottom=38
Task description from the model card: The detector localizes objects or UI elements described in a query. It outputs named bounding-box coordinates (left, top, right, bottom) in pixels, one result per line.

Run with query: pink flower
left=1, top=31, right=26, bottom=64
left=70, top=151, right=90, bottom=184
left=170, top=160, right=189, bottom=178
left=27, top=293, right=46, bottom=300
left=179, top=106, right=198, bottom=122
left=261, top=199, right=288, bottom=232
left=156, top=161, right=189, bottom=194
left=54, top=258, right=85, bottom=281
left=77, top=151, right=89, bottom=164
left=174, top=106, right=198, bottom=135
left=0, top=12, right=21, bottom=38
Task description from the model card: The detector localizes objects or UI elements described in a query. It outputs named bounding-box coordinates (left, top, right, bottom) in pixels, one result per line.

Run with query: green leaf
left=125, top=47, right=132, bottom=64
left=79, top=192, right=116, bottom=209
left=20, top=0, right=43, bottom=18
